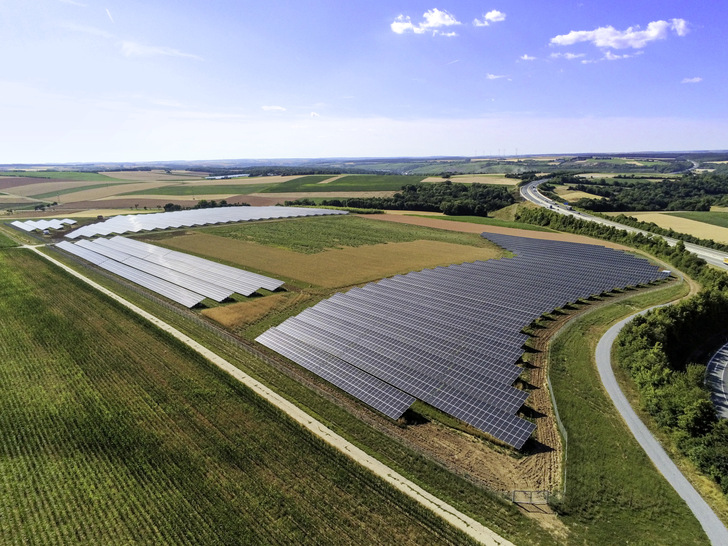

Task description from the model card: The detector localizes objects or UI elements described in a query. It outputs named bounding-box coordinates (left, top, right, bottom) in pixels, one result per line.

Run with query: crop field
left=0, top=231, right=17, bottom=248
left=260, top=174, right=426, bottom=193
left=669, top=211, right=728, bottom=229
left=549, top=282, right=711, bottom=545
left=102, top=170, right=208, bottom=181
left=422, top=175, right=519, bottom=185
left=147, top=216, right=502, bottom=288
left=407, top=214, right=553, bottom=232
left=121, top=183, right=274, bottom=196
left=0, top=249, right=476, bottom=545
left=30, top=183, right=122, bottom=200
left=605, top=211, right=728, bottom=244
left=0, top=170, right=117, bottom=181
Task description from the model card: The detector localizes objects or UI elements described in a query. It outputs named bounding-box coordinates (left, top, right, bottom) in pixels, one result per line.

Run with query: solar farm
left=257, top=232, right=669, bottom=448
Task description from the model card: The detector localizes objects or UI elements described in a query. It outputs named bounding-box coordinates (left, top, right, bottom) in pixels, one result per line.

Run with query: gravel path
left=31, top=245, right=514, bottom=546
left=596, top=309, right=728, bottom=545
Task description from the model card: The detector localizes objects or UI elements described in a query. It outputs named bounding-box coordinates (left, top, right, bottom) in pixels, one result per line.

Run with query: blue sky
left=1, top=1, right=726, bottom=163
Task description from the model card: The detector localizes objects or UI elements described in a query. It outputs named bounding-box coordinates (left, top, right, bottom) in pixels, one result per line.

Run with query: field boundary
left=30, top=245, right=514, bottom=546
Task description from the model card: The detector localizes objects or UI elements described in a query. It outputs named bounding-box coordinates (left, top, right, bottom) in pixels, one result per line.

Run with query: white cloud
left=262, top=105, right=286, bottom=112
left=106, top=8, right=114, bottom=23
left=550, top=18, right=689, bottom=49
left=391, top=8, right=461, bottom=36
left=486, top=73, right=506, bottom=80
left=121, top=41, right=203, bottom=60
left=59, top=0, right=87, bottom=6
left=474, top=10, right=506, bottom=27
left=520, top=54, right=536, bottom=61
left=682, top=77, right=702, bottom=84
left=310, top=112, right=320, bottom=118
left=551, top=52, right=586, bottom=60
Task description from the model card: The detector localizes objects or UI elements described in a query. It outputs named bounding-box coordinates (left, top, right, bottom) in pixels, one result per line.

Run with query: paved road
left=706, top=342, right=728, bottom=419
left=520, top=180, right=728, bottom=270
left=29, top=246, right=514, bottom=546
left=596, top=310, right=728, bottom=545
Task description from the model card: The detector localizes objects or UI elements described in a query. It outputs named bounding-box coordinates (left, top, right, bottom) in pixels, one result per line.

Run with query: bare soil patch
left=202, top=293, right=291, bottom=328
left=368, top=213, right=632, bottom=250
left=156, top=233, right=501, bottom=288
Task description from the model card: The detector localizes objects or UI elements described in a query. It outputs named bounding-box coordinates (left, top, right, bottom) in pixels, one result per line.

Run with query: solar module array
left=11, top=218, right=77, bottom=232
left=57, top=235, right=284, bottom=308
left=65, top=206, right=347, bottom=239
left=257, top=232, right=670, bottom=449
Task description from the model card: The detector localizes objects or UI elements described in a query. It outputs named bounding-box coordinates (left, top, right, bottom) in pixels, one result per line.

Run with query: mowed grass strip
left=0, top=249, right=478, bottom=545
left=549, top=282, right=708, bottom=545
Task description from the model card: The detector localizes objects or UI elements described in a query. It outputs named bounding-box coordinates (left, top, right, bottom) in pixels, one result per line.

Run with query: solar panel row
left=257, top=233, right=670, bottom=449
left=56, top=236, right=284, bottom=308
left=11, top=218, right=77, bottom=232
left=65, top=206, right=347, bottom=239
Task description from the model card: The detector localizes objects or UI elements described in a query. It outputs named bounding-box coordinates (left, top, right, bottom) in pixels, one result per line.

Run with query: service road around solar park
left=27, top=245, right=514, bottom=546
left=597, top=311, right=728, bottom=545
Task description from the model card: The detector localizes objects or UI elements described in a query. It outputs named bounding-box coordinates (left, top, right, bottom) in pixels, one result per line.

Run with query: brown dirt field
left=156, top=233, right=503, bottom=288
left=6, top=179, right=124, bottom=198
left=368, top=213, right=632, bottom=250
left=102, top=170, right=207, bottom=181
left=604, top=211, right=728, bottom=244
left=0, top=176, right=70, bottom=190
left=202, top=293, right=291, bottom=328
left=62, top=182, right=170, bottom=202
left=251, top=191, right=397, bottom=200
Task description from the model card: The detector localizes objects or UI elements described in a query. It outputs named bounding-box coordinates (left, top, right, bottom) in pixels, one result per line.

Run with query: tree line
left=283, top=181, right=514, bottom=217
left=516, top=206, right=728, bottom=493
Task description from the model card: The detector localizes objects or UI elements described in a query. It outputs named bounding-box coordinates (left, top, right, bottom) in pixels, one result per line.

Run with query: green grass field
left=203, top=215, right=496, bottom=253
left=0, top=230, right=18, bottom=248
left=0, top=170, right=116, bottom=181
left=407, top=214, right=554, bottom=232
left=260, top=174, right=425, bottom=193
left=549, top=281, right=709, bottom=544
left=669, top=211, right=728, bottom=229
left=0, top=248, right=483, bottom=545
left=120, top=183, right=274, bottom=196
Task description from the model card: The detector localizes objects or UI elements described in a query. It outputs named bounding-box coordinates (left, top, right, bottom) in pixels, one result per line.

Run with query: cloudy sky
left=1, top=1, right=725, bottom=163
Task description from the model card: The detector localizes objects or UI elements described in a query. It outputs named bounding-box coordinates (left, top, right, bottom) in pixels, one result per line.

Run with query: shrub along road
left=596, top=309, right=728, bottom=545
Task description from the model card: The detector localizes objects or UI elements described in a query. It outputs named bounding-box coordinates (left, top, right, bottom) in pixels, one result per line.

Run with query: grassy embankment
left=0, top=248, right=487, bottom=545
left=548, top=279, right=710, bottom=544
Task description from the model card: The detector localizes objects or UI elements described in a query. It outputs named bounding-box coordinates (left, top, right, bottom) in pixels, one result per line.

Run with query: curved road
left=706, top=342, right=728, bottom=419
left=596, top=311, right=728, bottom=545
left=520, top=180, right=728, bottom=270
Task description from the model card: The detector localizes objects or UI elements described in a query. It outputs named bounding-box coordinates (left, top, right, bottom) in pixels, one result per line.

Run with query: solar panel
left=257, top=232, right=669, bottom=449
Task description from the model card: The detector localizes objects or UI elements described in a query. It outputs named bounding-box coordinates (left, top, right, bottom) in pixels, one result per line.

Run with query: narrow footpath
left=30, top=246, right=514, bottom=546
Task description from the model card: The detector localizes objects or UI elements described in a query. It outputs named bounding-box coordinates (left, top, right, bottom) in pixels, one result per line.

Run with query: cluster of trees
left=569, top=172, right=728, bottom=212
left=283, top=181, right=513, bottom=217
left=515, top=206, right=728, bottom=493
left=162, top=200, right=249, bottom=212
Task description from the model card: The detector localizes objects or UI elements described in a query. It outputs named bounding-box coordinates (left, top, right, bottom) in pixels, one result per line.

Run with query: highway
left=705, top=342, right=728, bottom=420
left=520, top=180, right=728, bottom=270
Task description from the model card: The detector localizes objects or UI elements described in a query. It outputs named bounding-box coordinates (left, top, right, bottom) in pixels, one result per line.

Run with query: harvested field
left=423, top=175, right=519, bottom=185
left=202, top=293, right=291, bottom=328
left=6, top=180, right=125, bottom=198
left=369, top=213, right=632, bottom=250
left=605, top=211, right=728, bottom=244
left=60, top=182, right=170, bottom=202
left=0, top=177, right=64, bottom=190
left=102, top=170, right=207, bottom=181
left=250, top=191, right=396, bottom=200
left=153, top=234, right=502, bottom=288
left=555, top=189, right=604, bottom=202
